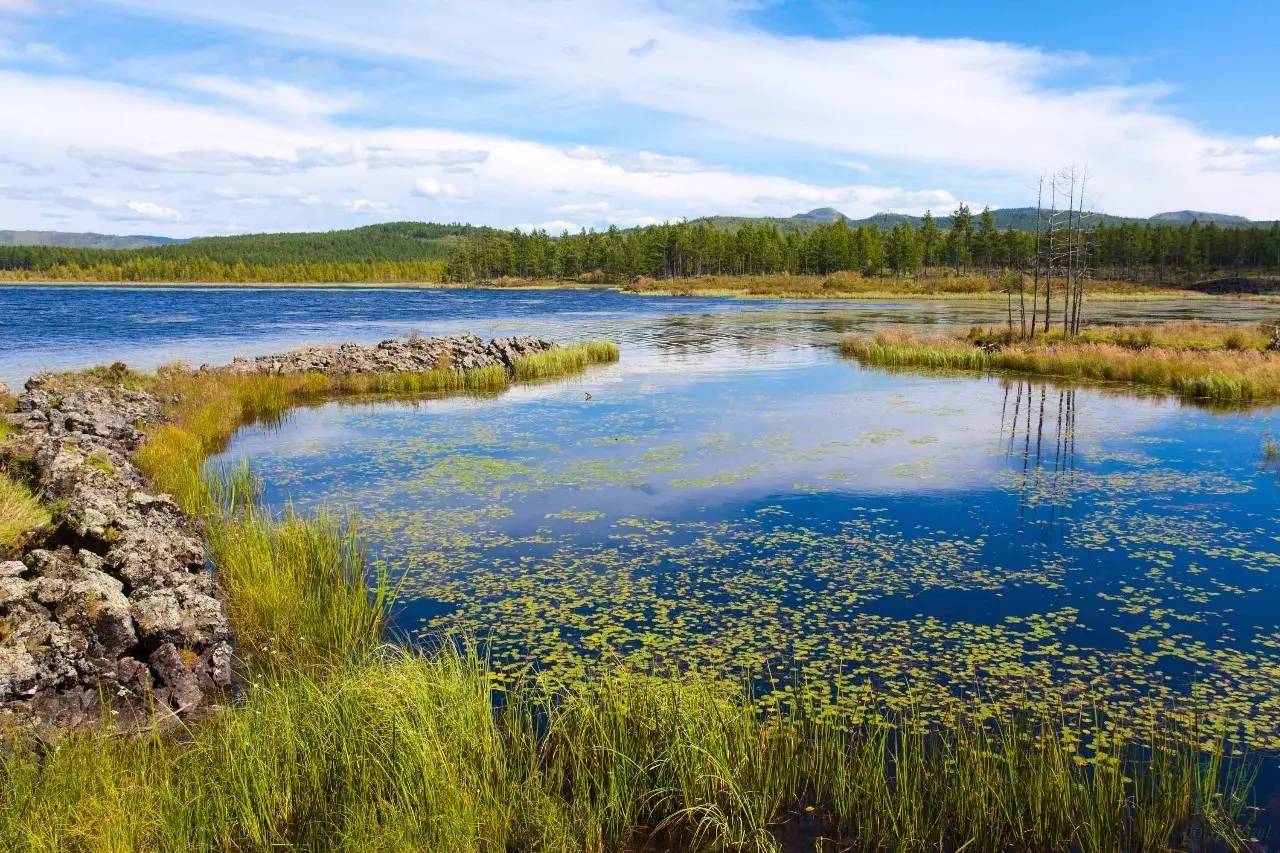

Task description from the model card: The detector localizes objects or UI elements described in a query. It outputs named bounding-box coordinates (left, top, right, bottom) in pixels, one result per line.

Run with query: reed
left=842, top=326, right=1280, bottom=404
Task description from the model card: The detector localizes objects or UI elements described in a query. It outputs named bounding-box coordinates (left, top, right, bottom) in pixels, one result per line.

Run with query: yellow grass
left=842, top=323, right=1280, bottom=404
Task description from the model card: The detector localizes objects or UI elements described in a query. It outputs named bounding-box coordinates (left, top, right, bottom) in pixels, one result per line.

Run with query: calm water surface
left=2, top=284, right=1276, bottom=387
left=5, top=286, right=1280, bottom=818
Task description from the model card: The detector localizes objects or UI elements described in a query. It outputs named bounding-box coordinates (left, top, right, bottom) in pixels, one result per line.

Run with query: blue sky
left=1, top=0, right=1277, bottom=236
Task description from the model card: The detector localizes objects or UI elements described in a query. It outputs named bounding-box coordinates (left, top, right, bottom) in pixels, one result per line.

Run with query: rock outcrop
left=217, top=333, right=556, bottom=376
left=0, top=381, right=231, bottom=731
left=0, top=333, right=560, bottom=732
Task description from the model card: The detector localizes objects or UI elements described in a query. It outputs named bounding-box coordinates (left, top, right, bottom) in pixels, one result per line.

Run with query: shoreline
left=1, top=278, right=1271, bottom=303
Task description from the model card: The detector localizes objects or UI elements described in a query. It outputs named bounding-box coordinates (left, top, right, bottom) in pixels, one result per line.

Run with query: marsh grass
left=843, top=325, right=1280, bottom=404
left=0, top=337, right=1264, bottom=851
left=0, top=471, right=49, bottom=550
left=0, top=650, right=1258, bottom=851
left=616, top=272, right=1200, bottom=300
left=511, top=339, right=620, bottom=381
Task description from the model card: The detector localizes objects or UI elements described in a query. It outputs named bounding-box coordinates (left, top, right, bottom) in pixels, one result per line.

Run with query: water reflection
left=212, top=338, right=1280, bottom=763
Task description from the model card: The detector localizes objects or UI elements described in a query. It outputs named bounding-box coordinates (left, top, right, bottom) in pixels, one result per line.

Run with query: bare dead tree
left=1030, top=178, right=1043, bottom=338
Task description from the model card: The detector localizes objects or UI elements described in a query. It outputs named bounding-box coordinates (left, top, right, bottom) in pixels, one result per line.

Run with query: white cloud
left=1255, top=135, right=1280, bottom=152
left=342, top=198, right=390, bottom=214
left=93, top=0, right=1280, bottom=218
left=0, top=69, right=978, bottom=235
left=177, top=74, right=358, bottom=119
left=516, top=219, right=582, bottom=234
left=412, top=177, right=466, bottom=199
left=122, top=199, right=182, bottom=220
left=0, top=0, right=40, bottom=13
left=565, top=145, right=711, bottom=175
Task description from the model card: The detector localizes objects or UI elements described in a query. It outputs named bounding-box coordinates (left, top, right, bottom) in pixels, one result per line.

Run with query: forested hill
left=0, top=222, right=483, bottom=282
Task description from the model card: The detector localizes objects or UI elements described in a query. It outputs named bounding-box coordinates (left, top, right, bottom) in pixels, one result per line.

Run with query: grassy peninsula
left=0, top=343, right=1264, bottom=851
left=842, top=321, right=1280, bottom=404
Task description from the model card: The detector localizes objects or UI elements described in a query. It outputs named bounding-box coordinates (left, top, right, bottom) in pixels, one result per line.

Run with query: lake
left=5, top=285, right=1280, bottom=801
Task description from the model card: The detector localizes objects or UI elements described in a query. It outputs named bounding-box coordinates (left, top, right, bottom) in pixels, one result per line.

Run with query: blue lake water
left=5, top=285, right=1280, bottom=819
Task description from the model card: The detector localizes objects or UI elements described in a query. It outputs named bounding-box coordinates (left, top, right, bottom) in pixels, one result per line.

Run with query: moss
left=86, top=450, right=116, bottom=477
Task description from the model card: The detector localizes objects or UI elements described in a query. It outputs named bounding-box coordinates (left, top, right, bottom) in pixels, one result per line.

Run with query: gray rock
left=223, top=333, right=559, bottom=377
left=0, top=381, right=230, bottom=728
left=149, top=642, right=203, bottom=712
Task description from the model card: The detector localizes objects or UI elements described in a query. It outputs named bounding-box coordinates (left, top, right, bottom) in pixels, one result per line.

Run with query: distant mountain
left=1149, top=210, right=1252, bottom=225
left=0, top=230, right=186, bottom=249
left=697, top=207, right=1271, bottom=233
left=791, top=207, right=848, bottom=223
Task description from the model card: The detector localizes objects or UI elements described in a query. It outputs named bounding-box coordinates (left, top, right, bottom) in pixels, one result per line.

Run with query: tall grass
left=0, top=650, right=1258, bottom=851
left=0, top=471, right=50, bottom=551
left=511, top=339, right=620, bottom=381
left=842, top=326, right=1280, bottom=404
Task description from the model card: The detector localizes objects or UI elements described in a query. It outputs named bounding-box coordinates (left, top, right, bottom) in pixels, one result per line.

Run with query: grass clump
left=511, top=339, right=620, bottom=381
left=0, top=471, right=49, bottom=550
left=843, top=324, right=1280, bottom=404
left=1264, top=433, right=1280, bottom=466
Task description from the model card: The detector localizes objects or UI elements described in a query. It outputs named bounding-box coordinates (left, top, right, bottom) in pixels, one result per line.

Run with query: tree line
left=0, top=214, right=1276, bottom=284
left=444, top=211, right=1280, bottom=284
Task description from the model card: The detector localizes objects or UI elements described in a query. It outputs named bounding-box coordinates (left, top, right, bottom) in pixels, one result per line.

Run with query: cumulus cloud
left=342, top=198, right=390, bottom=214
left=413, top=177, right=467, bottom=199
left=119, top=199, right=181, bottom=221
left=0, top=69, right=981, bottom=235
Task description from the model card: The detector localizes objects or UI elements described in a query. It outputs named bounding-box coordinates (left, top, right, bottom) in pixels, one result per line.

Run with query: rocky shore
left=0, top=333, right=559, bottom=732
left=218, top=333, right=556, bottom=376
left=1, top=381, right=231, bottom=732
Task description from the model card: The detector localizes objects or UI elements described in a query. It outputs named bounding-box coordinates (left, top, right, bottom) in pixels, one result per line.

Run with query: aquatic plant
left=1264, top=433, right=1280, bottom=466
left=842, top=326, right=1280, bottom=404
left=0, top=471, right=49, bottom=550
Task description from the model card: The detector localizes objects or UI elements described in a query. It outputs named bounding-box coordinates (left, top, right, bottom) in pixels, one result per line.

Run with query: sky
left=1, top=0, right=1277, bottom=237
